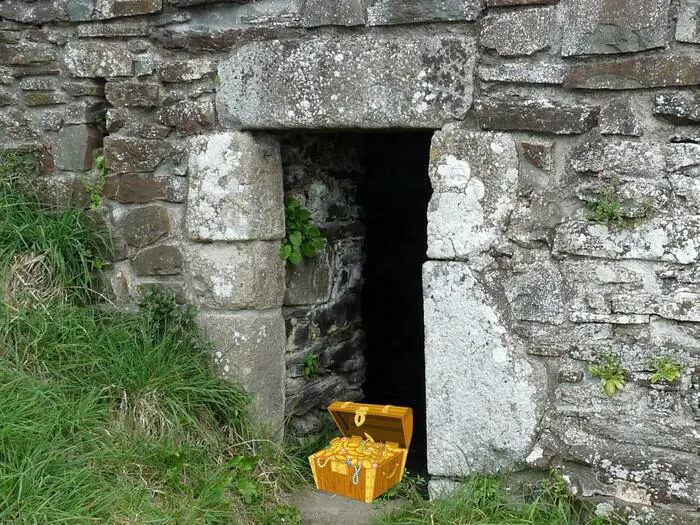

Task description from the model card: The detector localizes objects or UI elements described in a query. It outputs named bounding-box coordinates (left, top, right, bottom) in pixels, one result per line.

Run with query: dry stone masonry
left=1, top=0, right=699, bottom=521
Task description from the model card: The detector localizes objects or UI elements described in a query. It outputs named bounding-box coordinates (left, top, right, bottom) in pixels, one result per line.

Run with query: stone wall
left=1, top=0, right=700, bottom=520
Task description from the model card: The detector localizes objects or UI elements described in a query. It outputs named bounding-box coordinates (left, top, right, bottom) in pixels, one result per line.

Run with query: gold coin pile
left=314, top=436, right=401, bottom=470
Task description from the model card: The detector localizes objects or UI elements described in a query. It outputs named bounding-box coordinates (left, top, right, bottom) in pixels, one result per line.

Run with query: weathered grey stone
left=64, top=100, right=106, bottom=124
left=611, top=291, right=700, bottom=322
left=40, top=110, right=63, bottom=130
left=653, top=92, right=700, bottom=124
left=665, top=143, right=700, bottom=176
left=186, top=132, right=285, bottom=242
left=105, top=81, right=159, bottom=107
left=521, top=139, right=554, bottom=170
left=93, top=0, right=162, bottom=19
left=77, top=20, right=150, bottom=37
left=677, top=0, right=700, bottom=43
left=506, top=193, right=563, bottom=245
left=480, top=7, right=555, bottom=56
left=20, top=77, right=56, bottom=91
left=167, top=0, right=254, bottom=5
left=488, top=0, right=558, bottom=4
left=184, top=242, right=285, bottom=309
left=505, top=263, right=565, bottom=324
left=157, top=98, right=214, bottom=133
left=286, top=374, right=355, bottom=415
left=475, top=95, right=599, bottom=134
left=427, top=127, right=519, bottom=260
left=63, top=41, right=133, bottom=78
left=68, top=0, right=96, bottom=21
left=62, top=80, right=104, bottom=97
left=23, top=91, right=66, bottom=106
left=564, top=52, right=700, bottom=89
left=298, top=0, right=365, bottom=27
left=104, top=136, right=174, bottom=174
left=198, top=309, right=286, bottom=430
left=561, top=0, right=671, bottom=56
left=122, top=205, right=170, bottom=247
left=568, top=133, right=665, bottom=178
left=105, top=108, right=170, bottom=139
left=0, top=43, right=57, bottom=65
left=478, top=60, right=567, bottom=84
left=599, top=97, right=644, bottom=136
left=217, top=33, right=477, bottom=129
left=158, top=58, right=216, bottom=83
left=553, top=217, right=700, bottom=264
left=0, top=1, right=66, bottom=23
left=424, top=261, right=545, bottom=476
left=284, top=249, right=332, bottom=306
left=367, top=0, right=482, bottom=24
left=54, top=124, right=102, bottom=171
left=131, top=245, right=183, bottom=276
left=104, top=174, right=186, bottom=203
left=0, top=89, right=14, bottom=107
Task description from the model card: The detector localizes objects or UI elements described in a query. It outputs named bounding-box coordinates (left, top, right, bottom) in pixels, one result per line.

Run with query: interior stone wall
left=1, top=0, right=700, bottom=520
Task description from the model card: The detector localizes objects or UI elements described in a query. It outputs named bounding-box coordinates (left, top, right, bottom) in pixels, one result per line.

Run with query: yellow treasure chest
left=308, top=401, right=413, bottom=503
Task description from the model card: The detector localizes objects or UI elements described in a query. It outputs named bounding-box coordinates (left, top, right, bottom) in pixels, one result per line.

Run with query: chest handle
left=354, top=407, right=368, bottom=427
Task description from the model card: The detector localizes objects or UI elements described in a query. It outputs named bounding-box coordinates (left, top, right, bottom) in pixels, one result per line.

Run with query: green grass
left=373, top=472, right=618, bottom=525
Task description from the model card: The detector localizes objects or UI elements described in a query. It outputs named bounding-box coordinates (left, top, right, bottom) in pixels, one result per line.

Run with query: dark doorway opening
left=358, top=132, right=433, bottom=476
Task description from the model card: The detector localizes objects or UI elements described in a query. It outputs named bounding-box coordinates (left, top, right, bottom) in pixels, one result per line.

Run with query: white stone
left=423, top=261, right=544, bottom=477
left=186, top=132, right=285, bottom=242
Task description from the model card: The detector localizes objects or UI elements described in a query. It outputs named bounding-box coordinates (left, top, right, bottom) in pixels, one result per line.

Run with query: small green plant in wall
left=280, top=197, right=326, bottom=266
left=302, top=352, right=319, bottom=380
left=647, top=355, right=683, bottom=384
left=83, top=154, right=108, bottom=210
left=589, top=353, right=626, bottom=397
left=585, top=179, right=637, bottom=230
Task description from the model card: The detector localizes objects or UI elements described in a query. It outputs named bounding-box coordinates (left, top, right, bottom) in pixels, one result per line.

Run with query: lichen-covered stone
left=77, top=20, right=151, bottom=38
left=553, top=217, right=700, bottom=264
left=599, top=97, right=644, bottom=136
left=568, top=133, right=665, bottom=178
left=63, top=100, right=106, bottom=124
left=676, top=0, right=700, bottom=43
left=0, top=1, right=66, bottom=23
left=63, top=40, right=133, bottom=77
left=284, top=249, right=332, bottom=306
left=653, top=92, right=700, bottom=124
left=23, top=91, right=66, bottom=106
left=93, top=0, right=162, bottom=19
left=561, top=0, right=671, bottom=56
left=197, top=309, right=286, bottom=430
left=424, top=261, right=545, bottom=476
left=480, top=7, right=555, bottom=56
left=68, top=0, right=96, bottom=21
left=478, top=59, right=567, bottom=84
left=158, top=58, right=216, bottom=82
left=105, top=81, right=159, bottom=107
left=475, top=95, right=599, bottom=134
left=122, top=205, right=170, bottom=247
left=217, top=33, right=477, bottom=129
left=184, top=242, right=285, bottom=310
left=366, top=0, right=483, bottom=25
left=186, top=132, right=285, bottom=242
left=157, top=98, right=214, bottom=133
left=487, top=0, right=558, bottom=4
left=54, top=124, right=102, bottom=171
left=105, top=108, right=170, bottom=139
left=298, top=0, right=365, bottom=27
left=521, top=139, right=554, bottom=170
left=610, top=291, right=700, bottom=322
left=104, top=136, right=174, bottom=173
left=505, top=262, right=565, bottom=324
left=0, top=43, right=57, bottom=65
left=427, top=127, right=519, bottom=260
left=103, top=173, right=186, bottom=203
left=131, top=245, right=183, bottom=276
left=564, top=52, right=700, bottom=89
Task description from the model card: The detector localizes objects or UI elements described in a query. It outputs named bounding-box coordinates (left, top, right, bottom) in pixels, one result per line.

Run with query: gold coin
left=350, top=458, right=358, bottom=466
left=362, top=460, right=372, bottom=469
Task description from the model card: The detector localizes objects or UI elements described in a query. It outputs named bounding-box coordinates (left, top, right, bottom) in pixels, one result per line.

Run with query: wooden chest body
left=308, top=401, right=413, bottom=503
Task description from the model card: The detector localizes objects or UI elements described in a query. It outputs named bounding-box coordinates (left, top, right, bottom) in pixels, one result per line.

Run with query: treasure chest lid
left=327, top=401, right=413, bottom=449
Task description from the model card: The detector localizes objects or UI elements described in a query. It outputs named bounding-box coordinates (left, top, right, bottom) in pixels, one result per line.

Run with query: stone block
left=427, top=127, right=519, bottom=260
left=64, top=100, right=107, bottom=124
left=186, top=132, right=285, bottom=242
left=423, top=261, right=544, bottom=476
left=23, top=91, right=66, bottom=106
left=105, top=81, right=159, bottom=107
left=104, top=174, right=186, bottom=203
left=505, top=263, right=565, bottom=324
left=157, top=98, right=214, bottom=133
left=478, top=60, right=567, bottom=84
left=298, top=0, right=365, bottom=27
left=653, top=92, right=700, bottom=125
left=217, top=33, right=477, bottom=129
left=93, top=0, right=162, bottom=19
left=77, top=21, right=151, bottom=38
left=480, top=7, right=554, bottom=56
left=0, top=43, right=57, bottom=65
left=63, top=80, right=104, bottom=97
left=54, top=124, right=102, bottom=171
left=487, top=0, right=558, bottom=4
left=184, top=242, right=285, bottom=310
left=105, top=108, right=170, bottom=139
left=561, top=0, right=671, bottom=56
left=0, top=89, right=15, bottom=107
left=63, top=40, right=133, bottom=77
left=284, top=249, right=332, bottom=306
left=474, top=95, right=599, bottom=134
left=0, top=1, right=66, bottom=23
left=366, top=0, right=482, bottom=24
left=158, top=58, right=216, bottom=83
left=676, top=0, right=700, bottom=43
left=20, top=78, right=56, bottom=91
left=552, top=217, right=700, bottom=264
left=131, top=245, right=183, bottom=276
left=599, top=97, right=644, bottom=136
left=197, top=309, right=286, bottom=430
left=611, top=292, right=700, bottom=322
left=121, top=205, right=170, bottom=247
left=521, top=139, right=554, bottom=170
left=68, top=0, right=96, bottom=21
left=568, top=133, right=665, bottom=179
left=564, top=52, right=700, bottom=89
left=104, top=136, right=174, bottom=173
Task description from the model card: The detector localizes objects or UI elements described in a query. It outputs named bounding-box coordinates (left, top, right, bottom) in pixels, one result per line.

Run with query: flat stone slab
left=217, top=33, right=477, bottom=129
left=285, top=488, right=401, bottom=525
